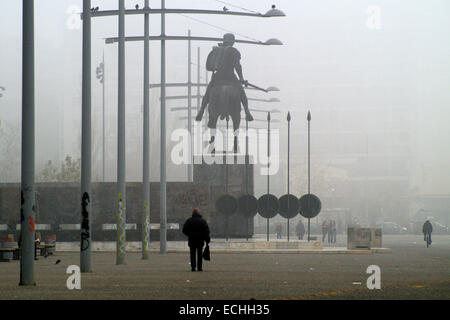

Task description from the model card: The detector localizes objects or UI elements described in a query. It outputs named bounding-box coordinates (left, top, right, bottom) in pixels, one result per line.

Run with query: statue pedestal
left=193, top=155, right=254, bottom=238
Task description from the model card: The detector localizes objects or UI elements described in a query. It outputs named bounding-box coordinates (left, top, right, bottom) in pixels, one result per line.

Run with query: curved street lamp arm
left=91, top=8, right=284, bottom=18
left=105, top=35, right=282, bottom=46
left=150, top=82, right=277, bottom=92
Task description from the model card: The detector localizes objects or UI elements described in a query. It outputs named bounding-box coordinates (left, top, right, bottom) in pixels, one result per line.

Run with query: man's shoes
left=197, top=269, right=203, bottom=272
left=191, top=269, right=196, bottom=272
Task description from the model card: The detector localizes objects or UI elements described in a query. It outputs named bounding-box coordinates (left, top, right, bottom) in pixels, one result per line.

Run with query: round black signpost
left=258, top=112, right=279, bottom=241
left=299, top=110, right=322, bottom=241
left=257, top=194, right=279, bottom=220
left=279, top=194, right=299, bottom=219
left=278, top=111, right=300, bottom=240
left=238, top=195, right=258, bottom=240
left=237, top=119, right=258, bottom=240
left=216, top=194, right=238, bottom=214
left=299, top=193, right=321, bottom=219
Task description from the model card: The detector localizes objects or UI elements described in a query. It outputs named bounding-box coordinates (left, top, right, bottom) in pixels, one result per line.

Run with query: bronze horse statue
left=195, top=33, right=255, bottom=153
left=196, top=81, right=253, bottom=154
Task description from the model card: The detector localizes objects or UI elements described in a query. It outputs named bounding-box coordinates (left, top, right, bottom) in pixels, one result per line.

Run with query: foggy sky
left=0, top=0, right=449, bottom=199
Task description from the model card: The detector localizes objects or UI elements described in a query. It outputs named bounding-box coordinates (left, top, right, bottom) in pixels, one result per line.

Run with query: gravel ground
left=0, top=235, right=449, bottom=300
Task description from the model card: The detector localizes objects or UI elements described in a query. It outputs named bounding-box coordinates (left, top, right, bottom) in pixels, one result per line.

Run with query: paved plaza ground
left=0, top=235, right=449, bottom=300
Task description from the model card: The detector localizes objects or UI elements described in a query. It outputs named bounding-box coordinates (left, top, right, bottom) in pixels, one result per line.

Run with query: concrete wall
left=0, top=160, right=255, bottom=241
left=0, top=182, right=212, bottom=241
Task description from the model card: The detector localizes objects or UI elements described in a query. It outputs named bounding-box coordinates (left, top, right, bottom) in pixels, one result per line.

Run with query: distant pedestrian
left=327, top=221, right=333, bottom=243
left=422, top=220, right=433, bottom=247
left=182, top=208, right=211, bottom=272
left=296, top=220, right=305, bottom=240
left=331, top=220, right=337, bottom=243
left=276, top=222, right=282, bottom=239
left=322, top=219, right=329, bottom=242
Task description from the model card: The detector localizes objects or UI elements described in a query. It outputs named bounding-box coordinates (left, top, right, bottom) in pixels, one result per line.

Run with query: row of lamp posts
left=16, top=0, right=286, bottom=285
left=97, top=3, right=285, bottom=262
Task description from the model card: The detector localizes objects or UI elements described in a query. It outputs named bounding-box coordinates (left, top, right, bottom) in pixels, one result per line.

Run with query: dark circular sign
left=299, top=194, right=321, bottom=219
left=237, top=195, right=258, bottom=218
left=257, top=194, right=279, bottom=219
left=215, top=194, right=237, bottom=215
left=278, top=194, right=300, bottom=219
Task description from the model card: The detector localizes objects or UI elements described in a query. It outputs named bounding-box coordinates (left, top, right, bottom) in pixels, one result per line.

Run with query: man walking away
left=182, top=208, right=211, bottom=271
left=422, top=219, right=433, bottom=247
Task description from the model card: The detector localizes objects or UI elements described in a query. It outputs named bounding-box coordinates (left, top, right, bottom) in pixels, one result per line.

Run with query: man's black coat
left=423, top=221, right=433, bottom=234
left=182, top=213, right=211, bottom=248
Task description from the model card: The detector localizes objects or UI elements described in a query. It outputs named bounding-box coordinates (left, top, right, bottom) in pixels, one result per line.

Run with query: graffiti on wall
left=116, top=193, right=126, bottom=259
left=175, top=190, right=208, bottom=209
left=80, top=192, right=90, bottom=251
left=142, top=199, right=150, bottom=255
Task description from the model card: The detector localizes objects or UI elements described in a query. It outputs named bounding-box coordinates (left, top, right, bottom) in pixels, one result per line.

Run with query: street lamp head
left=266, top=86, right=280, bottom=91
left=307, top=111, right=311, bottom=121
left=264, top=5, right=286, bottom=17
left=269, top=97, right=280, bottom=102
left=264, top=38, right=283, bottom=45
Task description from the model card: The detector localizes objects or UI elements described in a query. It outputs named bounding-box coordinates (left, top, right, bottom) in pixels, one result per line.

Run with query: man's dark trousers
left=190, top=246, right=203, bottom=271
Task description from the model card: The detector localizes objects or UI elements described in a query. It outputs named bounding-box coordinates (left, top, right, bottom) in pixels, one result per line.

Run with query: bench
left=0, top=244, right=55, bottom=260
left=0, top=233, right=57, bottom=261
left=37, top=243, right=56, bottom=256
left=0, top=247, right=15, bottom=262
left=0, top=235, right=15, bottom=261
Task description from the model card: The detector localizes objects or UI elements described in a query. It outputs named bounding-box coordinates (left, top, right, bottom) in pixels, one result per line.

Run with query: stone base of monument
left=193, top=155, right=255, bottom=239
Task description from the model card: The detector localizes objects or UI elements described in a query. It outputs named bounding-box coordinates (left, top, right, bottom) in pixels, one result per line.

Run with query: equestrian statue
left=195, top=33, right=254, bottom=153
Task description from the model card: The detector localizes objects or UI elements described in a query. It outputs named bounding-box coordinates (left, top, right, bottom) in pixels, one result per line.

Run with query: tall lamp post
left=159, top=0, right=168, bottom=253
left=142, top=0, right=151, bottom=260
left=307, top=111, right=311, bottom=240
left=20, top=0, right=36, bottom=285
left=80, top=0, right=92, bottom=273
left=187, top=30, right=193, bottom=181
left=95, top=52, right=105, bottom=182
left=116, top=0, right=126, bottom=265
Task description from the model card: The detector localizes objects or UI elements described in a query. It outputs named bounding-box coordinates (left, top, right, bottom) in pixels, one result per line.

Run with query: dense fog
left=1, top=0, right=449, bottom=228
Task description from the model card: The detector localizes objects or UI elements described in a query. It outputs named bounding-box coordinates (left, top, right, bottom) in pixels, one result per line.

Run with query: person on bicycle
left=422, top=219, right=433, bottom=246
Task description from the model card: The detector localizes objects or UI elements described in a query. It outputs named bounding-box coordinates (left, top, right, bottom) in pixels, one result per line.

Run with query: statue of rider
left=195, top=33, right=253, bottom=122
